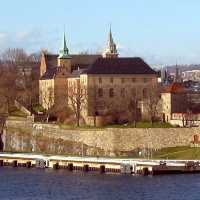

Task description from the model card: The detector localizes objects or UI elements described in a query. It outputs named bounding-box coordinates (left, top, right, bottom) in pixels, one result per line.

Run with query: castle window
left=132, top=78, right=136, bottom=83
left=110, top=77, right=114, bottom=83
left=98, top=88, right=103, bottom=97
left=121, top=78, right=125, bottom=83
left=109, top=88, right=114, bottom=98
left=99, top=77, right=102, bottom=84
left=121, top=88, right=125, bottom=97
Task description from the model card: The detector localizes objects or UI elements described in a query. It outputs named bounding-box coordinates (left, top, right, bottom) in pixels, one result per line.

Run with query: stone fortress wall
left=3, top=117, right=200, bottom=157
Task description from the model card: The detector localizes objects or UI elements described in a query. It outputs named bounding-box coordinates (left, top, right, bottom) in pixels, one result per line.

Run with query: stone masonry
left=3, top=118, right=200, bottom=157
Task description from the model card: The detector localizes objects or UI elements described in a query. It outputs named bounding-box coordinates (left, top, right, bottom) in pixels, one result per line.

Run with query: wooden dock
left=0, top=153, right=200, bottom=175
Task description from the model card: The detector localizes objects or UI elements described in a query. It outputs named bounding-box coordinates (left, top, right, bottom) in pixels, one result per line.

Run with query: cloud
left=116, top=43, right=200, bottom=66
left=0, top=30, right=200, bottom=65
left=0, top=29, right=58, bottom=54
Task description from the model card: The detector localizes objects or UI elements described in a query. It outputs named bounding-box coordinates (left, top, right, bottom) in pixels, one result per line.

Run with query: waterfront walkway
left=0, top=152, right=200, bottom=175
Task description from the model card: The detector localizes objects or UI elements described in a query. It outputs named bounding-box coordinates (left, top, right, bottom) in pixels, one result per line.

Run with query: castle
left=39, top=29, right=158, bottom=126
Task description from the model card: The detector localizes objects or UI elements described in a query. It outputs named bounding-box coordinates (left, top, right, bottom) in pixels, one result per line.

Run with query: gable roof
left=83, top=57, right=157, bottom=75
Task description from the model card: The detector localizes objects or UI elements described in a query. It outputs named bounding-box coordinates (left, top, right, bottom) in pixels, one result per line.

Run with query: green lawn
left=57, top=121, right=174, bottom=130
left=104, top=122, right=174, bottom=128
left=9, top=109, right=27, bottom=118
left=153, top=146, right=200, bottom=160
left=58, top=123, right=102, bottom=131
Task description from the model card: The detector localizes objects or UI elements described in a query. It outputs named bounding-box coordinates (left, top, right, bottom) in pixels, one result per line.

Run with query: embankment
left=3, top=117, right=200, bottom=156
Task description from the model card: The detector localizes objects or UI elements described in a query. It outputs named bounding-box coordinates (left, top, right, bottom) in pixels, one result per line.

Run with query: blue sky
left=1, top=0, right=200, bottom=65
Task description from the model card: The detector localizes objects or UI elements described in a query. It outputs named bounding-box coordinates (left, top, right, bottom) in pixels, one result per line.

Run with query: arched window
left=109, top=88, right=114, bottom=98
left=99, top=77, right=102, bottom=84
left=121, top=88, right=125, bottom=97
left=98, top=88, right=103, bottom=97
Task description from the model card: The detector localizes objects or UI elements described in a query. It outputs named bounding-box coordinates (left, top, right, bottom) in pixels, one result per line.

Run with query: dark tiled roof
left=44, top=54, right=101, bottom=69
left=41, top=53, right=101, bottom=80
left=69, top=69, right=86, bottom=78
left=83, top=57, right=157, bottom=75
left=40, top=67, right=56, bottom=80
left=71, top=54, right=101, bottom=68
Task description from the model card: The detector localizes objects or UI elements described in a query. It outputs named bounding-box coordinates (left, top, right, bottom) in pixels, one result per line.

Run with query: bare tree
left=88, top=84, right=101, bottom=127
left=1, top=48, right=28, bottom=64
left=39, top=87, right=54, bottom=122
left=0, top=68, right=18, bottom=134
left=145, top=86, right=161, bottom=125
left=128, top=93, right=139, bottom=127
left=0, top=48, right=40, bottom=67
left=28, top=52, right=41, bottom=63
left=18, top=67, right=39, bottom=113
left=0, top=69, right=18, bottom=113
left=105, top=88, right=130, bottom=124
left=67, top=79, right=87, bottom=127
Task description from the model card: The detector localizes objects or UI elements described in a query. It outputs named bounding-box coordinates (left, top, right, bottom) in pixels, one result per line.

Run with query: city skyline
left=1, top=0, right=200, bottom=65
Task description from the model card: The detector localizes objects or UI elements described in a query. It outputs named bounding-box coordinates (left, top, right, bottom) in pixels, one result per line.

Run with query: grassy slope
left=153, top=146, right=200, bottom=160
left=105, top=122, right=174, bottom=128
left=59, top=122, right=174, bottom=130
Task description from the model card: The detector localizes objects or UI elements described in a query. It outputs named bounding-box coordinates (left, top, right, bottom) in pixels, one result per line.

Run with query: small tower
left=175, top=63, right=181, bottom=83
left=57, top=32, right=72, bottom=74
left=103, top=26, right=118, bottom=58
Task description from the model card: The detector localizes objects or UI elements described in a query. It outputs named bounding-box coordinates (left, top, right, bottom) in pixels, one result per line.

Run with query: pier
left=0, top=153, right=200, bottom=175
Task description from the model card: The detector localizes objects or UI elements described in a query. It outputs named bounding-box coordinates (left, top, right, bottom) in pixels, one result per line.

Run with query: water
left=0, top=168, right=200, bottom=200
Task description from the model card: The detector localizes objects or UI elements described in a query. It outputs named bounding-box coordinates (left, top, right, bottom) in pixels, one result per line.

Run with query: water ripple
left=0, top=168, right=199, bottom=200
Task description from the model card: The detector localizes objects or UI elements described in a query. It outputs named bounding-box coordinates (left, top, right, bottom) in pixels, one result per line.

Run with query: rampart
left=3, top=117, right=200, bottom=157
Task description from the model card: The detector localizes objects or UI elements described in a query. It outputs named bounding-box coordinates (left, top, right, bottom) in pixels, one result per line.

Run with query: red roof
left=164, top=83, right=186, bottom=93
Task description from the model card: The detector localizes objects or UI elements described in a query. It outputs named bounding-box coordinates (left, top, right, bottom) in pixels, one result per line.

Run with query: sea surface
left=0, top=167, right=200, bottom=200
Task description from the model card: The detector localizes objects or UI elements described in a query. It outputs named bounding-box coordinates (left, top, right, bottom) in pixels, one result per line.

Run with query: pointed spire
left=58, top=32, right=70, bottom=59
left=103, top=25, right=118, bottom=58
left=108, top=25, right=114, bottom=48
left=175, top=60, right=181, bottom=83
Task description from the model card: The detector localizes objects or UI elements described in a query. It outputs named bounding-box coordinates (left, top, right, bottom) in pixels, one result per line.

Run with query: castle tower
left=57, top=32, right=72, bottom=74
left=103, top=27, right=118, bottom=58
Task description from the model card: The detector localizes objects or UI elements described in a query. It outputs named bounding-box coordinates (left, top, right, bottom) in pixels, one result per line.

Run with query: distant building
left=161, top=67, right=169, bottom=84
left=182, top=70, right=200, bottom=82
left=161, top=82, right=200, bottom=127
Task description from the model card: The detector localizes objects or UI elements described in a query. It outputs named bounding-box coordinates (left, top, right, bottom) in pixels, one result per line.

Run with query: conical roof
left=103, top=26, right=118, bottom=57
left=58, top=32, right=71, bottom=59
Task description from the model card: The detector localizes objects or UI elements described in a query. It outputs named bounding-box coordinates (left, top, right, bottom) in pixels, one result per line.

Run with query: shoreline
left=0, top=152, right=200, bottom=176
